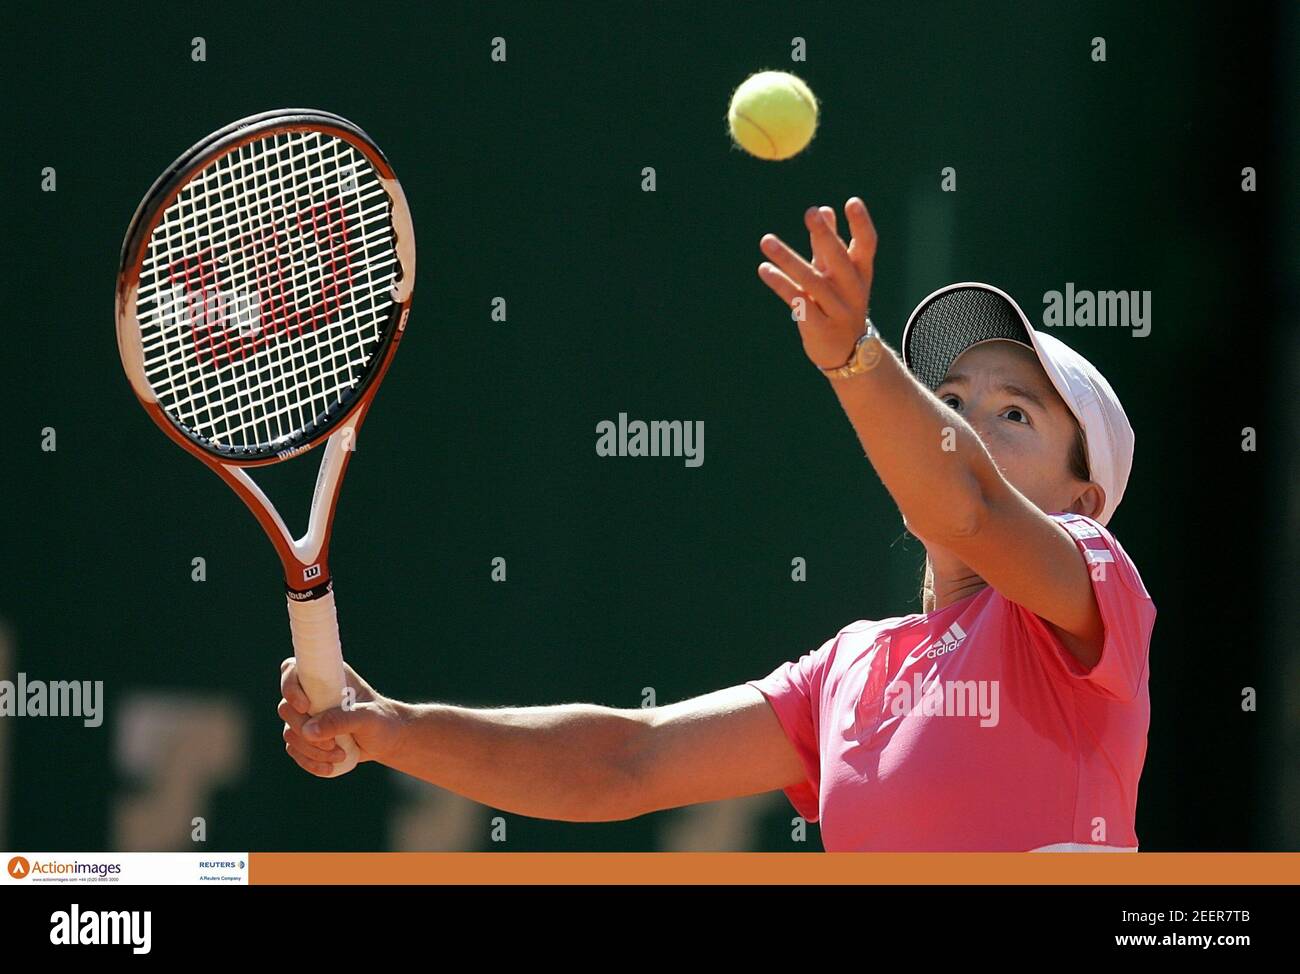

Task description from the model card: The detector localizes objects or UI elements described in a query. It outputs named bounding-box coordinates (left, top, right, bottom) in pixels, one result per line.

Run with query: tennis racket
left=115, top=109, right=416, bottom=777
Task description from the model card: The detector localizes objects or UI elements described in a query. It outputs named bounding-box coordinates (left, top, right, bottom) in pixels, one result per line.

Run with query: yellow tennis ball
left=727, top=70, right=819, bottom=161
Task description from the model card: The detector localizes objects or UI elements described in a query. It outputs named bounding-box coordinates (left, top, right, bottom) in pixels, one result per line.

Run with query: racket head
left=116, top=109, right=415, bottom=467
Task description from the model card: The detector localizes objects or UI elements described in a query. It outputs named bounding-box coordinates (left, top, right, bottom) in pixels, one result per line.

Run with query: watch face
left=853, top=329, right=882, bottom=372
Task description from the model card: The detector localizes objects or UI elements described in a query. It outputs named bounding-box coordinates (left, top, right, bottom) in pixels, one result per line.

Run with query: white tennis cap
left=900, top=282, right=1135, bottom=526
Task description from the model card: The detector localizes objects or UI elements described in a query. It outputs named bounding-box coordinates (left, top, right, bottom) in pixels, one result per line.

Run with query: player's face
left=935, top=341, right=1099, bottom=519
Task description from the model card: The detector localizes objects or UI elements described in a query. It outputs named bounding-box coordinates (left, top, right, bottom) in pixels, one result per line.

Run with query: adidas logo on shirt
left=926, top=621, right=967, bottom=659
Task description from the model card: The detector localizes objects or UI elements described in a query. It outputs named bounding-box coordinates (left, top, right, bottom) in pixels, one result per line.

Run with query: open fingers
left=844, top=197, right=878, bottom=280
left=757, top=262, right=830, bottom=329
left=811, top=206, right=836, bottom=273
left=759, top=232, right=851, bottom=320
left=806, top=206, right=865, bottom=308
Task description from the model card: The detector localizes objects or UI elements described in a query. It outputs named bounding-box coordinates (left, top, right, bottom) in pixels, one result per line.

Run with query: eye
left=940, top=393, right=961, bottom=411
left=1001, top=406, right=1030, bottom=425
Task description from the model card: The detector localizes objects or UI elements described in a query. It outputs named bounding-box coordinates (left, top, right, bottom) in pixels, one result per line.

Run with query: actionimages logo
left=6, top=855, right=123, bottom=882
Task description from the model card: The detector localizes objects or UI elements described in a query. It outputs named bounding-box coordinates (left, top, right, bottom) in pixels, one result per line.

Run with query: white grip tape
left=286, top=591, right=360, bottom=777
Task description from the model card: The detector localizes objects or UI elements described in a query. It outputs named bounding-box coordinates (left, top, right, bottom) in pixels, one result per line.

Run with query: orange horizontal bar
left=250, top=852, right=1300, bottom=885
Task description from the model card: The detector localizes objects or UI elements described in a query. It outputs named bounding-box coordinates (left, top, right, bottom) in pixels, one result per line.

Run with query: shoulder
left=1017, top=513, right=1156, bottom=700
left=1048, top=512, right=1154, bottom=604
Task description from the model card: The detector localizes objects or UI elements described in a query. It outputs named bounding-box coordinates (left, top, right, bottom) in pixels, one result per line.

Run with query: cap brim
left=901, top=282, right=1034, bottom=391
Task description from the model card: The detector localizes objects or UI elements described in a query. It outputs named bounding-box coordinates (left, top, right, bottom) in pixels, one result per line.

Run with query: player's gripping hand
left=279, top=658, right=406, bottom=776
left=757, top=197, right=878, bottom=370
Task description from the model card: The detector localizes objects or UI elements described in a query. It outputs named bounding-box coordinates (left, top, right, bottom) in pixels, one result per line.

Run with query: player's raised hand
left=278, top=658, right=406, bottom=776
left=757, top=197, right=878, bottom=370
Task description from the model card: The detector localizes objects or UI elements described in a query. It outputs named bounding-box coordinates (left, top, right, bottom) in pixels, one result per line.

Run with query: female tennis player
left=279, top=198, right=1156, bottom=851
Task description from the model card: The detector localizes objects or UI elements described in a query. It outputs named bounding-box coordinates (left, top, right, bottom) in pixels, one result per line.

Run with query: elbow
left=904, top=474, right=990, bottom=546
left=606, top=719, right=657, bottom=821
left=936, top=497, right=989, bottom=543
left=574, top=712, right=655, bottom=823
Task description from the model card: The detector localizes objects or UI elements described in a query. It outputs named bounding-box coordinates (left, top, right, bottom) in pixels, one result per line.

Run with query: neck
left=923, top=549, right=988, bottom=612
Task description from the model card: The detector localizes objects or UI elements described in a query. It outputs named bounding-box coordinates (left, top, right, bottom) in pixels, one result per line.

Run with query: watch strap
left=820, top=318, right=881, bottom=380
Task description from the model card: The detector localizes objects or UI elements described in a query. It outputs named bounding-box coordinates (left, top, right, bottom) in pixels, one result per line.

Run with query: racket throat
left=221, top=422, right=357, bottom=595
left=286, top=575, right=335, bottom=602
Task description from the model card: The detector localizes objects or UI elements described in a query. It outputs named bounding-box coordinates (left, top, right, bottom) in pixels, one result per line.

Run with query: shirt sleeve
left=746, top=635, right=836, bottom=822
left=1022, top=513, right=1157, bottom=701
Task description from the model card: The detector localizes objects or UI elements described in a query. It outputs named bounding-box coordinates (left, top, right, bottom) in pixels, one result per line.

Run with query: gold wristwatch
left=819, top=317, right=882, bottom=380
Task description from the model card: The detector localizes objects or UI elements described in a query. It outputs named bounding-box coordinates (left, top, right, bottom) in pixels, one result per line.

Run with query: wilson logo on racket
left=159, top=197, right=355, bottom=368
left=117, top=110, right=417, bottom=779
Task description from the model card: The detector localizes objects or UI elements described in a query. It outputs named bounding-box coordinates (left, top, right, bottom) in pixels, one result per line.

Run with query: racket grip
left=286, top=590, right=361, bottom=777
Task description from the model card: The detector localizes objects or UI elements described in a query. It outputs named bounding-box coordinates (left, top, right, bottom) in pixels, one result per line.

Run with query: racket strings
left=136, top=129, right=398, bottom=453
left=148, top=216, right=397, bottom=440
left=139, top=217, right=397, bottom=434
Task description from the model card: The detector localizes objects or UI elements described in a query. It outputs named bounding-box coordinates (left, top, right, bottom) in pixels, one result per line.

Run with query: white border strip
left=1030, top=843, right=1139, bottom=853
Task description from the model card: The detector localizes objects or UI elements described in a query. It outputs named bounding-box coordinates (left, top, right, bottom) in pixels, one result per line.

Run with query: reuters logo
left=7, top=856, right=30, bottom=879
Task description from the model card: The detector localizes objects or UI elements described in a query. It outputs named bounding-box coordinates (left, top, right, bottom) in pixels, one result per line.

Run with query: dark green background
left=2, top=1, right=1290, bottom=851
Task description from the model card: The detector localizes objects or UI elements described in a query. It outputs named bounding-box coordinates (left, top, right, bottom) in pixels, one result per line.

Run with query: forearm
left=383, top=701, right=648, bottom=822
left=826, top=335, right=996, bottom=539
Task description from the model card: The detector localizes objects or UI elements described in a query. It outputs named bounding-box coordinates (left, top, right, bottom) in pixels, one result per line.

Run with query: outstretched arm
left=280, top=662, right=805, bottom=822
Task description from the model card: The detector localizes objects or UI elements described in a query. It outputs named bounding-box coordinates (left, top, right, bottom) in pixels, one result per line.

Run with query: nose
left=966, top=412, right=1007, bottom=457
left=964, top=409, right=994, bottom=442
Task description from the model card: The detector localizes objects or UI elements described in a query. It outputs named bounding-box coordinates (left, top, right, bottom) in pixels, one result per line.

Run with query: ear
left=1067, top=482, right=1106, bottom=520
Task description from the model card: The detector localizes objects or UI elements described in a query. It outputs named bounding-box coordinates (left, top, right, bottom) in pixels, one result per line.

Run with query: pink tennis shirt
left=747, top=512, right=1156, bottom=852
